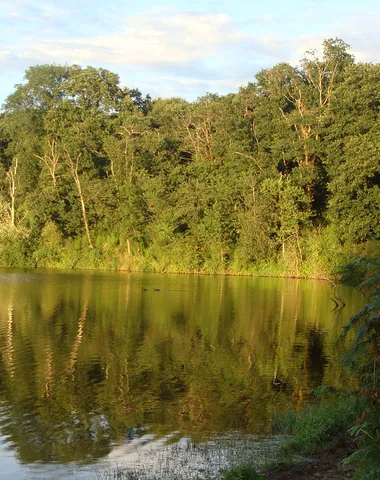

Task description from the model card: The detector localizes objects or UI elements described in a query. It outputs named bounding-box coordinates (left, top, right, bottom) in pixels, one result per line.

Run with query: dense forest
left=0, top=38, right=379, bottom=276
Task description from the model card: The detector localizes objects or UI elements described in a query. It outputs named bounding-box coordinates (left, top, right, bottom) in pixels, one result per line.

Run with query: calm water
left=0, top=269, right=362, bottom=478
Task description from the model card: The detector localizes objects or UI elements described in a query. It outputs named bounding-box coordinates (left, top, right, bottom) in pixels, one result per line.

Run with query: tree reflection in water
left=0, top=270, right=360, bottom=465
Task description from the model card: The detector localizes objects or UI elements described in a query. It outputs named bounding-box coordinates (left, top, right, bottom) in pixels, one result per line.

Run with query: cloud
left=293, top=34, right=380, bottom=67
left=0, top=3, right=379, bottom=103
left=9, top=10, right=246, bottom=67
left=0, top=7, right=252, bottom=100
left=238, top=8, right=380, bottom=69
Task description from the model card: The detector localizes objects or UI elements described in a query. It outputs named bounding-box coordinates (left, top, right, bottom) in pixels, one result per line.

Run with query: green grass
left=220, top=464, right=265, bottom=480
left=272, top=396, right=360, bottom=456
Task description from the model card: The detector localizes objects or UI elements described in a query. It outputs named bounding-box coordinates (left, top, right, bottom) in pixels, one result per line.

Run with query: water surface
left=0, top=269, right=362, bottom=478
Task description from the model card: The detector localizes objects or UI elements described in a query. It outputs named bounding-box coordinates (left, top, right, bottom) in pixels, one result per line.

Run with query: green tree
left=324, top=63, right=380, bottom=244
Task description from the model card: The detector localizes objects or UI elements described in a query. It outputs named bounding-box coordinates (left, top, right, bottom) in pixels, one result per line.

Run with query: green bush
left=339, top=257, right=380, bottom=479
left=0, top=228, right=34, bottom=267
left=273, top=397, right=360, bottom=455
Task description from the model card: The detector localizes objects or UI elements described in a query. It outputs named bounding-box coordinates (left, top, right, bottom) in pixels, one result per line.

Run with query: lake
left=0, top=269, right=362, bottom=479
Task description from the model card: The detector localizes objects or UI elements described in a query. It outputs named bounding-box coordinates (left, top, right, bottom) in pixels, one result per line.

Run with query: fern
left=339, top=256, right=380, bottom=479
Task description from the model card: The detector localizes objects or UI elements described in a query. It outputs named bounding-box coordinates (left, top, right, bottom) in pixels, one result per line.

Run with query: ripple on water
left=80, top=432, right=285, bottom=480
left=0, top=270, right=362, bottom=479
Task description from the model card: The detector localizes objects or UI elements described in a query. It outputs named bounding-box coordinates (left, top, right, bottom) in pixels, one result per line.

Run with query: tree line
left=0, top=38, right=379, bottom=275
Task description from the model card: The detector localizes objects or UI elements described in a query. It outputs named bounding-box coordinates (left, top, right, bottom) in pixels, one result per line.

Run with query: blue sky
left=1, top=0, right=379, bottom=104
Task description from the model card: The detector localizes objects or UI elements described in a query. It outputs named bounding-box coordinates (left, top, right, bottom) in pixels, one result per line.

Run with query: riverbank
left=261, top=397, right=359, bottom=480
left=222, top=257, right=380, bottom=480
left=221, top=434, right=355, bottom=479
left=264, top=433, right=355, bottom=479
left=3, top=229, right=379, bottom=279
left=219, top=397, right=359, bottom=480
left=86, top=399, right=359, bottom=480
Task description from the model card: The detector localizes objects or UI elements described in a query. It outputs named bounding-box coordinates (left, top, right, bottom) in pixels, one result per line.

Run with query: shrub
left=273, top=397, right=359, bottom=455
left=339, top=257, right=380, bottom=479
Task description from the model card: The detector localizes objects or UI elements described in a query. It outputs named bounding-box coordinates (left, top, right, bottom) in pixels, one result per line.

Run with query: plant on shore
left=272, top=396, right=359, bottom=455
left=339, top=257, right=380, bottom=479
left=220, top=464, right=265, bottom=480
left=226, top=256, right=380, bottom=478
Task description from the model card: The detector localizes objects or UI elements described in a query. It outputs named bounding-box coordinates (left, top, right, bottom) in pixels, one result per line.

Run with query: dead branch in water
left=321, top=276, right=346, bottom=309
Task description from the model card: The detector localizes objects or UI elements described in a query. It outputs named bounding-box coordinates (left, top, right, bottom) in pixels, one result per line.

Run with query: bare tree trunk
left=66, top=152, right=93, bottom=249
left=34, top=138, right=60, bottom=187
left=126, top=238, right=131, bottom=255
left=7, top=157, right=18, bottom=227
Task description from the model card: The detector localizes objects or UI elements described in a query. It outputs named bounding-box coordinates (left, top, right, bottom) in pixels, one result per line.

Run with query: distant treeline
left=0, top=38, right=379, bottom=275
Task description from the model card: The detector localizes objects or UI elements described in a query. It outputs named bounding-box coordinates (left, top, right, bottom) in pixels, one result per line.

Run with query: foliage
left=0, top=39, right=379, bottom=275
left=265, top=256, right=380, bottom=477
left=272, top=397, right=359, bottom=455
left=339, top=257, right=380, bottom=479
left=220, top=464, right=265, bottom=480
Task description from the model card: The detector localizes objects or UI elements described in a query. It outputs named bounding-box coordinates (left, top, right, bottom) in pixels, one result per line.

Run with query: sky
left=0, top=0, right=379, bottom=104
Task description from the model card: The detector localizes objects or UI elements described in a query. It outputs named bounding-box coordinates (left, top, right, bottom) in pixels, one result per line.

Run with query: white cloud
left=15, top=11, right=247, bottom=67
left=288, top=10, right=380, bottom=65
left=0, top=4, right=379, bottom=103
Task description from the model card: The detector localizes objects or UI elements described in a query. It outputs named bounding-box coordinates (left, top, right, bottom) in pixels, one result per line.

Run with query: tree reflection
left=0, top=272, right=359, bottom=463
